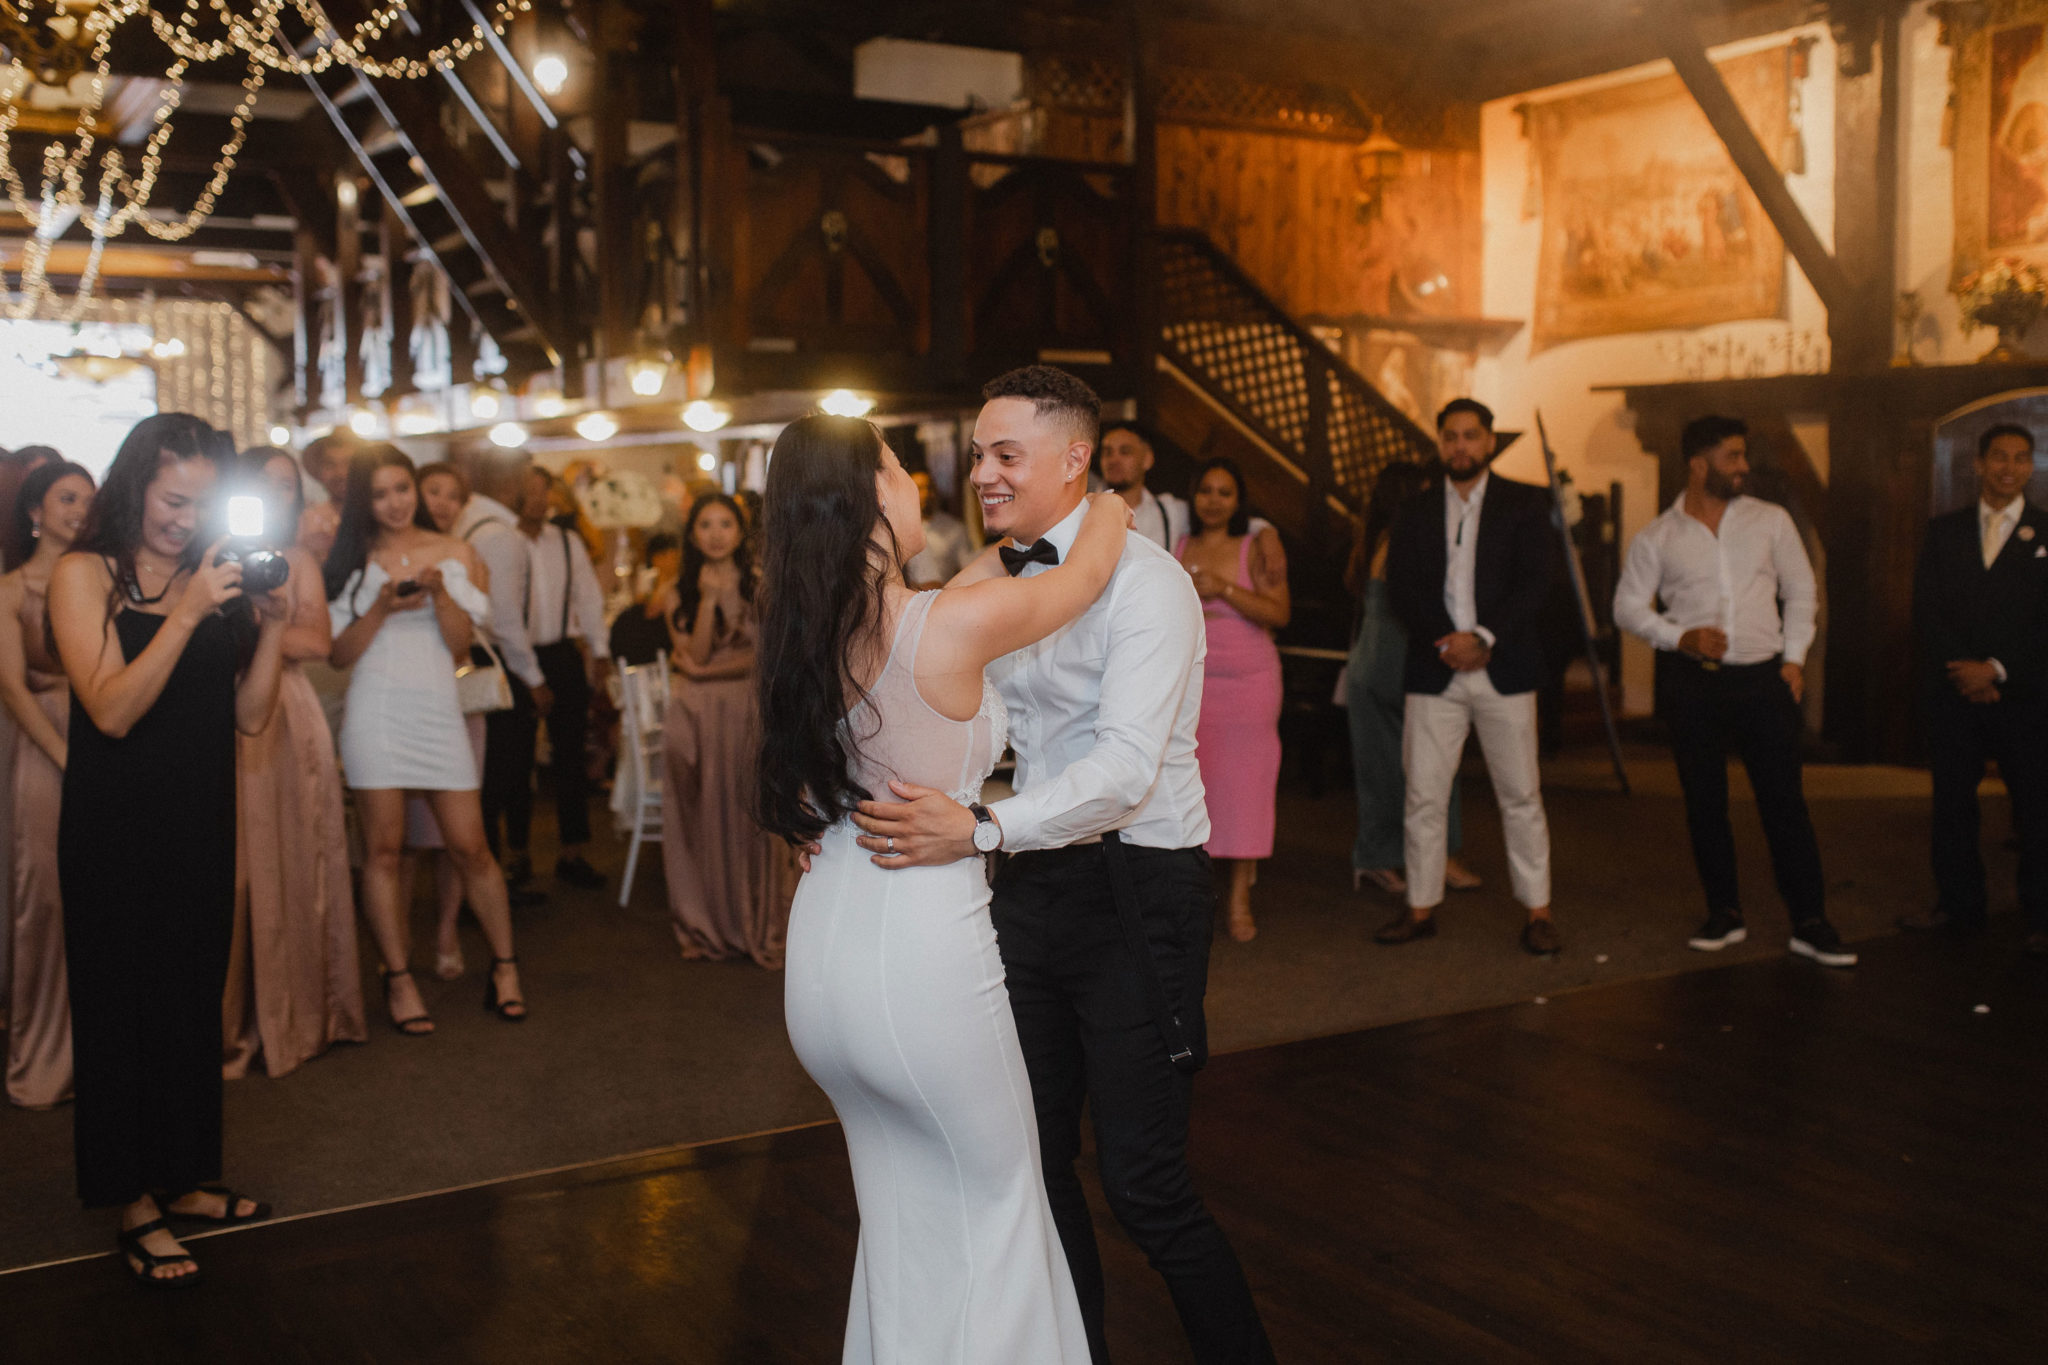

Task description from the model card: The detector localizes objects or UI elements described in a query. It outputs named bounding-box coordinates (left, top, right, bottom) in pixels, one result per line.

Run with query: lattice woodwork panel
left=1029, top=54, right=1125, bottom=115
left=1157, top=233, right=1436, bottom=506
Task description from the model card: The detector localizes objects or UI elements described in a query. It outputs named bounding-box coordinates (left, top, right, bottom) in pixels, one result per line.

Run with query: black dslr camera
left=214, top=494, right=291, bottom=595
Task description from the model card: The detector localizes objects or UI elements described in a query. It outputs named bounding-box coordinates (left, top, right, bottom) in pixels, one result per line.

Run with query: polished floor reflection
left=4, top=923, right=2044, bottom=1362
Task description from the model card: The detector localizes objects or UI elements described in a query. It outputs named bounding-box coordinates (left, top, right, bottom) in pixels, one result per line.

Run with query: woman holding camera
left=221, top=448, right=366, bottom=1079
left=51, top=414, right=291, bottom=1287
left=0, top=458, right=93, bottom=1109
left=325, top=445, right=525, bottom=1036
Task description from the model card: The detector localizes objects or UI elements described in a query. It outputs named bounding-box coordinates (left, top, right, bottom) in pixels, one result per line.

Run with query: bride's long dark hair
left=754, top=415, right=901, bottom=844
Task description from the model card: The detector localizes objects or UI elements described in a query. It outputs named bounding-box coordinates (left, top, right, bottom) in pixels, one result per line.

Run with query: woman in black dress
left=50, top=414, right=292, bottom=1288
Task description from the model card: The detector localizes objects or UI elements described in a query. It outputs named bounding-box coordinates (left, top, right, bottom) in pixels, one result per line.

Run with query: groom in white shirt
left=853, top=366, right=1274, bottom=1364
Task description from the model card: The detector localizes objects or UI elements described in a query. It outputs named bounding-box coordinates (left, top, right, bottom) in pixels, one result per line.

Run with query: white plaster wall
left=1478, top=23, right=1837, bottom=713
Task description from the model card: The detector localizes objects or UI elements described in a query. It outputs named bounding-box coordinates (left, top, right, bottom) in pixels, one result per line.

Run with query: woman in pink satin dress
left=659, top=492, right=796, bottom=967
left=0, top=460, right=93, bottom=1107
left=221, top=448, right=365, bottom=1078
left=1176, top=458, right=1291, bottom=943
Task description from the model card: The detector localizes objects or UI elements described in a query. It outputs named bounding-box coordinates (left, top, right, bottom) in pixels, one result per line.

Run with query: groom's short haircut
left=983, top=365, right=1101, bottom=451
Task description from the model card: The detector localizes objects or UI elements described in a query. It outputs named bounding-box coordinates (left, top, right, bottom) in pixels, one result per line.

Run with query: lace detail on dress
left=950, top=677, right=1009, bottom=805
left=843, top=591, right=1005, bottom=823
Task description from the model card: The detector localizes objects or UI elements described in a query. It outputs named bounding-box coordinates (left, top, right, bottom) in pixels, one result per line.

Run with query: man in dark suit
left=1379, top=399, right=1562, bottom=955
left=1904, top=422, right=2048, bottom=956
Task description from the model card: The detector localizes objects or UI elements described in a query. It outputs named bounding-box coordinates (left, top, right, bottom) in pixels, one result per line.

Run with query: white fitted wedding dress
left=328, top=558, right=491, bottom=790
left=785, top=591, right=1089, bottom=1364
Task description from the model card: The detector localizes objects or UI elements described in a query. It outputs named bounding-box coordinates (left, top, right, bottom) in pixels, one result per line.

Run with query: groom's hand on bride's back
left=852, top=781, right=978, bottom=867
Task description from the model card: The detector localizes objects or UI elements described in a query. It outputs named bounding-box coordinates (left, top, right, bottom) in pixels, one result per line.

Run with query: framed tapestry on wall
left=1940, top=0, right=2048, bottom=283
left=1524, top=45, right=1793, bottom=352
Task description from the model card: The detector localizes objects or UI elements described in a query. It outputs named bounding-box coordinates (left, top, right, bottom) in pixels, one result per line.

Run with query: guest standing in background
left=608, top=530, right=680, bottom=667
left=405, top=461, right=493, bottom=977
left=455, top=458, right=548, bottom=903
left=326, top=445, right=528, bottom=1035
left=902, top=469, right=973, bottom=588
left=1345, top=462, right=1481, bottom=899
left=51, top=413, right=290, bottom=1287
left=514, top=466, right=609, bottom=890
left=297, top=432, right=354, bottom=507
left=1903, top=423, right=2048, bottom=957
left=221, top=448, right=366, bottom=1078
left=0, top=443, right=57, bottom=1029
left=1381, top=399, right=1562, bottom=956
left=1176, top=458, right=1290, bottom=942
left=1100, top=421, right=1190, bottom=552
left=660, top=491, right=794, bottom=966
left=1613, top=415, right=1852, bottom=968
left=0, top=459, right=93, bottom=1108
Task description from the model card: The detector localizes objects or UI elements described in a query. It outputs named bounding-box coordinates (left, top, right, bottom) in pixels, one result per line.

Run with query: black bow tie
left=999, top=538, right=1060, bottom=576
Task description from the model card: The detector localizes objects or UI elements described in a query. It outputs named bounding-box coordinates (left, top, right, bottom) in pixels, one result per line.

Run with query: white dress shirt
left=1442, top=472, right=1497, bottom=648
left=525, top=521, right=610, bottom=659
left=454, top=494, right=544, bottom=689
left=1132, top=488, right=1191, bottom=553
left=1613, top=493, right=1818, bottom=666
left=988, top=500, right=1210, bottom=852
left=1981, top=498, right=2023, bottom=569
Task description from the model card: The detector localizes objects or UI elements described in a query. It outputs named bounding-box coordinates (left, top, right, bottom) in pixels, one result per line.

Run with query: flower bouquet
left=1956, top=257, right=2048, bottom=362
left=578, top=469, right=665, bottom=529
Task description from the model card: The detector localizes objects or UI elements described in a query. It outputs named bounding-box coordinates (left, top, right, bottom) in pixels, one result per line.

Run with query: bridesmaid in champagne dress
left=0, top=445, right=56, bottom=1033
left=0, top=460, right=94, bottom=1107
left=1176, top=458, right=1291, bottom=943
left=659, top=492, right=795, bottom=967
left=221, top=449, right=365, bottom=1079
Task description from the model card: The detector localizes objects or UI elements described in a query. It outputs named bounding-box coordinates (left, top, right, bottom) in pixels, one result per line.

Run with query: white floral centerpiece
left=1956, top=257, right=2048, bottom=363
left=578, top=469, right=665, bottom=529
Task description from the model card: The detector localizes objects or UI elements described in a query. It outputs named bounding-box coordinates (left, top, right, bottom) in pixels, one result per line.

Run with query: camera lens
left=240, top=550, right=290, bottom=594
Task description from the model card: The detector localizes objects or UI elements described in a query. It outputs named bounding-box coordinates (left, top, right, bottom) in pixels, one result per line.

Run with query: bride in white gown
left=756, top=415, right=1130, bottom=1364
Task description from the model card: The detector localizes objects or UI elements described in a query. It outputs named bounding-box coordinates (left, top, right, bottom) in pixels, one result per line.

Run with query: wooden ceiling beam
left=1641, top=2, right=1852, bottom=316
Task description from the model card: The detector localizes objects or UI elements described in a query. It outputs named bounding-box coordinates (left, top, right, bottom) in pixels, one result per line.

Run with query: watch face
left=973, top=822, right=1002, bottom=852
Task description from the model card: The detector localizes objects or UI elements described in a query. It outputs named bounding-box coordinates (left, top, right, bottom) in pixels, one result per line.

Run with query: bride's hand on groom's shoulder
left=1085, top=490, right=1136, bottom=529
left=851, top=781, right=977, bottom=868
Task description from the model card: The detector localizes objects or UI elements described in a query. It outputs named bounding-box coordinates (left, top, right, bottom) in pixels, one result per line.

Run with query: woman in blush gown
left=1176, top=458, right=1290, bottom=942
left=758, top=415, right=1131, bottom=1364
left=326, top=445, right=526, bottom=1035
left=659, top=492, right=794, bottom=967
left=221, top=447, right=365, bottom=1079
left=0, top=459, right=94, bottom=1107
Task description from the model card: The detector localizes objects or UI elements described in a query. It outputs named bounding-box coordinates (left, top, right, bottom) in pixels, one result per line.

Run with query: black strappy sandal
left=165, top=1185, right=272, bottom=1226
left=381, top=966, right=434, bottom=1036
left=483, top=956, right=527, bottom=1022
left=116, top=1218, right=201, bottom=1290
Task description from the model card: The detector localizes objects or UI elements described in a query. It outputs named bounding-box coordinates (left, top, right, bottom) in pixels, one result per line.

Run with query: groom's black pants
left=993, top=842, right=1275, bottom=1365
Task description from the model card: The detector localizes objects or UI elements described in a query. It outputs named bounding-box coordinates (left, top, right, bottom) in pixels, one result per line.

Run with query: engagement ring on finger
left=886, top=837, right=896, bottom=855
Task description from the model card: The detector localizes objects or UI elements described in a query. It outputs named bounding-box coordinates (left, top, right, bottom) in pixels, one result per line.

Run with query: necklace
left=124, top=557, right=177, bottom=606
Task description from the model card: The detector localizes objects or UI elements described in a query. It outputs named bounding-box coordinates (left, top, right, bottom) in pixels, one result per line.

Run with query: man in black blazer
left=1378, top=399, right=1562, bottom=955
left=1904, top=422, right=2048, bottom=956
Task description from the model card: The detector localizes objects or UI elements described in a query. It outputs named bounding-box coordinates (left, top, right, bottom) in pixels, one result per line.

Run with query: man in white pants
left=1378, top=399, right=1563, bottom=955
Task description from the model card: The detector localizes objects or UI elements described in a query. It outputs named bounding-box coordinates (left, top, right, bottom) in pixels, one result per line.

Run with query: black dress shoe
left=555, top=855, right=606, bottom=890
left=1897, top=908, right=1986, bottom=936
left=1374, top=911, right=1437, bottom=945
left=1521, top=918, right=1563, bottom=956
left=507, top=885, right=548, bottom=909
left=503, top=852, right=534, bottom=888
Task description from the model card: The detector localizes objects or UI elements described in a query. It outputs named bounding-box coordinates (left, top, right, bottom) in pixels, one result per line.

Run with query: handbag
left=456, top=636, right=514, bottom=715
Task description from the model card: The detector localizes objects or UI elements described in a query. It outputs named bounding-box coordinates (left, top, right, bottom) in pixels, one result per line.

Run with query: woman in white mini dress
left=324, top=445, right=526, bottom=1035
left=756, top=415, right=1130, bottom=1364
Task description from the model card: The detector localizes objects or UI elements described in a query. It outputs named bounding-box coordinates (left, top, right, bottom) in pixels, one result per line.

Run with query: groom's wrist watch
left=969, top=803, right=1004, bottom=853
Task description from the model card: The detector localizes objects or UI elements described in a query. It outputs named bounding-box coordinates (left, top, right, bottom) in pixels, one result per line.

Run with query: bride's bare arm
left=925, top=493, right=1130, bottom=675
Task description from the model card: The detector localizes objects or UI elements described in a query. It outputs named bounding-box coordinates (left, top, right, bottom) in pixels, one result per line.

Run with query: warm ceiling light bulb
left=819, top=388, right=873, bottom=418
left=626, top=354, right=670, bottom=397
left=347, top=407, right=378, bottom=437
left=697, top=450, right=719, bottom=472
left=532, top=54, right=569, bottom=97
left=575, top=411, right=619, bottom=443
left=268, top=424, right=292, bottom=446
left=533, top=394, right=567, bottom=418
left=681, top=400, right=729, bottom=433
left=489, top=421, right=529, bottom=449
left=470, top=387, right=502, bottom=420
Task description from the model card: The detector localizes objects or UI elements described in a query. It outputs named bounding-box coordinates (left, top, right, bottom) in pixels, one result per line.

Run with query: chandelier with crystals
left=0, top=1, right=532, bottom=319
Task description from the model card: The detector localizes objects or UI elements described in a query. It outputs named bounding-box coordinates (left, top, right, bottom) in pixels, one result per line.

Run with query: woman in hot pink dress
left=1177, top=458, right=1291, bottom=942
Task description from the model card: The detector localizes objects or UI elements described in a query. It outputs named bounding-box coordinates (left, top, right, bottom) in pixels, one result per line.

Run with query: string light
left=532, top=53, right=567, bottom=96
left=1, top=2, right=534, bottom=318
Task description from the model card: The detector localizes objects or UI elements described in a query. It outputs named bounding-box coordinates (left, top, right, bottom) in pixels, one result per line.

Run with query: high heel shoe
left=484, top=956, right=527, bottom=1022
left=380, top=966, right=434, bottom=1037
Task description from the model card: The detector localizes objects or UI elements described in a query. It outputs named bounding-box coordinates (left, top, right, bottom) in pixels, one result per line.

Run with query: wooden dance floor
left=4, top=927, right=2043, bottom=1363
